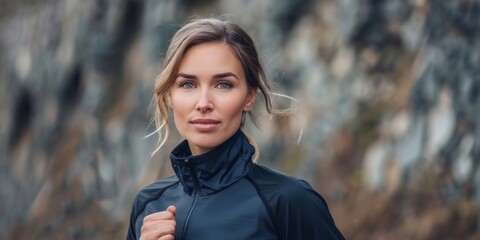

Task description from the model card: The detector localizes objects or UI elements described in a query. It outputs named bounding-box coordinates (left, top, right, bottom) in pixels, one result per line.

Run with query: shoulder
left=247, top=164, right=317, bottom=201
left=127, top=176, right=179, bottom=240
left=247, top=164, right=345, bottom=239
left=131, top=175, right=179, bottom=215
left=137, top=175, right=179, bottom=197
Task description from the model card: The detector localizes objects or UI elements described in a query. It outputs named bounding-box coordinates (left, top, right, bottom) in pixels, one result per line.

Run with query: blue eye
left=216, top=82, right=232, bottom=89
left=180, top=82, right=196, bottom=89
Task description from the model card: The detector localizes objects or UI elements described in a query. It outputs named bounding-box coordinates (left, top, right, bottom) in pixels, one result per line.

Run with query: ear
left=243, top=88, right=257, bottom=111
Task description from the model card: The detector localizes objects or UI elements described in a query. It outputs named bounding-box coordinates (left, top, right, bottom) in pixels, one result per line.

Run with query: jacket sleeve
left=126, top=197, right=139, bottom=240
left=125, top=177, right=179, bottom=240
left=274, top=179, right=345, bottom=240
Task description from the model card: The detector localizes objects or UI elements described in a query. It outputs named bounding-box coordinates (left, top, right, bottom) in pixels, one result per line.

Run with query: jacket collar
left=170, top=130, right=255, bottom=196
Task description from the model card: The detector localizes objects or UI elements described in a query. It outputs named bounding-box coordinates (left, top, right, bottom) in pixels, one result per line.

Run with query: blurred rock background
left=1, top=0, right=479, bottom=239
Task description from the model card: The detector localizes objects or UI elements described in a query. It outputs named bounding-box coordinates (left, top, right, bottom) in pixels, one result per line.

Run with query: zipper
left=181, top=159, right=201, bottom=240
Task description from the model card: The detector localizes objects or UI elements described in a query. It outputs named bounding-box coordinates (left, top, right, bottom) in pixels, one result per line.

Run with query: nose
left=196, top=89, right=213, bottom=113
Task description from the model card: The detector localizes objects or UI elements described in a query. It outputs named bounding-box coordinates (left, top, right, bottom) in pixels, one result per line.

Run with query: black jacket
left=127, top=130, right=344, bottom=240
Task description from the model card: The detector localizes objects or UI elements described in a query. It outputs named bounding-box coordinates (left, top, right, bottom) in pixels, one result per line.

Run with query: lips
left=191, top=118, right=220, bottom=132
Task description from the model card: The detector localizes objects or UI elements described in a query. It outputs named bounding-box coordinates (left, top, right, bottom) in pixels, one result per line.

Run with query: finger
left=141, top=219, right=175, bottom=233
left=141, top=223, right=175, bottom=238
left=166, top=205, right=176, bottom=216
left=140, top=232, right=158, bottom=240
left=158, top=234, right=174, bottom=240
left=141, top=231, right=172, bottom=240
left=144, top=211, right=175, bottom=221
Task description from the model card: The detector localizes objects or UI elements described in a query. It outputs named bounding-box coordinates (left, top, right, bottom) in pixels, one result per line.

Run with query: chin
left=183, top=127, right=238, bottom=154
left=187, top=135, right=222, bottom=152
left=192, top=137, right=221, bottom=147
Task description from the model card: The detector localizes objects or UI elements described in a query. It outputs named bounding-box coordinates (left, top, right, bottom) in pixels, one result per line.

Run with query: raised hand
left=140, top=205, right=176, bottom=240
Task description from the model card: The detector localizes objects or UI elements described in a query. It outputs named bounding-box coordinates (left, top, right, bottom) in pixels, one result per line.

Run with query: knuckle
left=143, top=214, right=152, bottom=222
left=141, top=221, right=151, bottom=229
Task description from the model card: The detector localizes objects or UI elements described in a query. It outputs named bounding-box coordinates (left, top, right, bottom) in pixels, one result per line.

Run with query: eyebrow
left=213, top=72, right=239, bottom=80
left=176, top=72, right=239, bottom=80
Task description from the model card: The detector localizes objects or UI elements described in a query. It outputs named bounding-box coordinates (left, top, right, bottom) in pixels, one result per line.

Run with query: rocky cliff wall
left=1, top=0, right=479, bottom=239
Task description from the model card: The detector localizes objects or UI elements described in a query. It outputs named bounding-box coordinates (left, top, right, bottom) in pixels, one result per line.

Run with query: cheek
left=170, top=96, right=192, bottom=121
left=220, top=97, right=246, bottom=123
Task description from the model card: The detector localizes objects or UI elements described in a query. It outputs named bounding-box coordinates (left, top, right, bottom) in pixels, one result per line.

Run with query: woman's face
left=169, top=42, right=256, bottom=155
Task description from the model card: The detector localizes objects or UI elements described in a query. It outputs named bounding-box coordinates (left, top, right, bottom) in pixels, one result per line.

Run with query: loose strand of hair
left=265, top=91, right=304, bottom=144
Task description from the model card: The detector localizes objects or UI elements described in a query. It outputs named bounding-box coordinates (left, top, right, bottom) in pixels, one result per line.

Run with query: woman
left=127, top=18, right=344, bottom=240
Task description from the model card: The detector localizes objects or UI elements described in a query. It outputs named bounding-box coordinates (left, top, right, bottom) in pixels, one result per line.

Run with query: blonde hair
left=151, top=18, right=280, bottom=161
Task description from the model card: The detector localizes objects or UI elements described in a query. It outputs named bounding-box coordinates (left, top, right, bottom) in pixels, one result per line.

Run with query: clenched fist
left=140, top=205, right=176, bottom=240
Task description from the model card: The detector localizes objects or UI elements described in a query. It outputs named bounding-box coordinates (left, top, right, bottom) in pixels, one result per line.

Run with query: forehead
left=178, top=42, right=244, bottom=74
